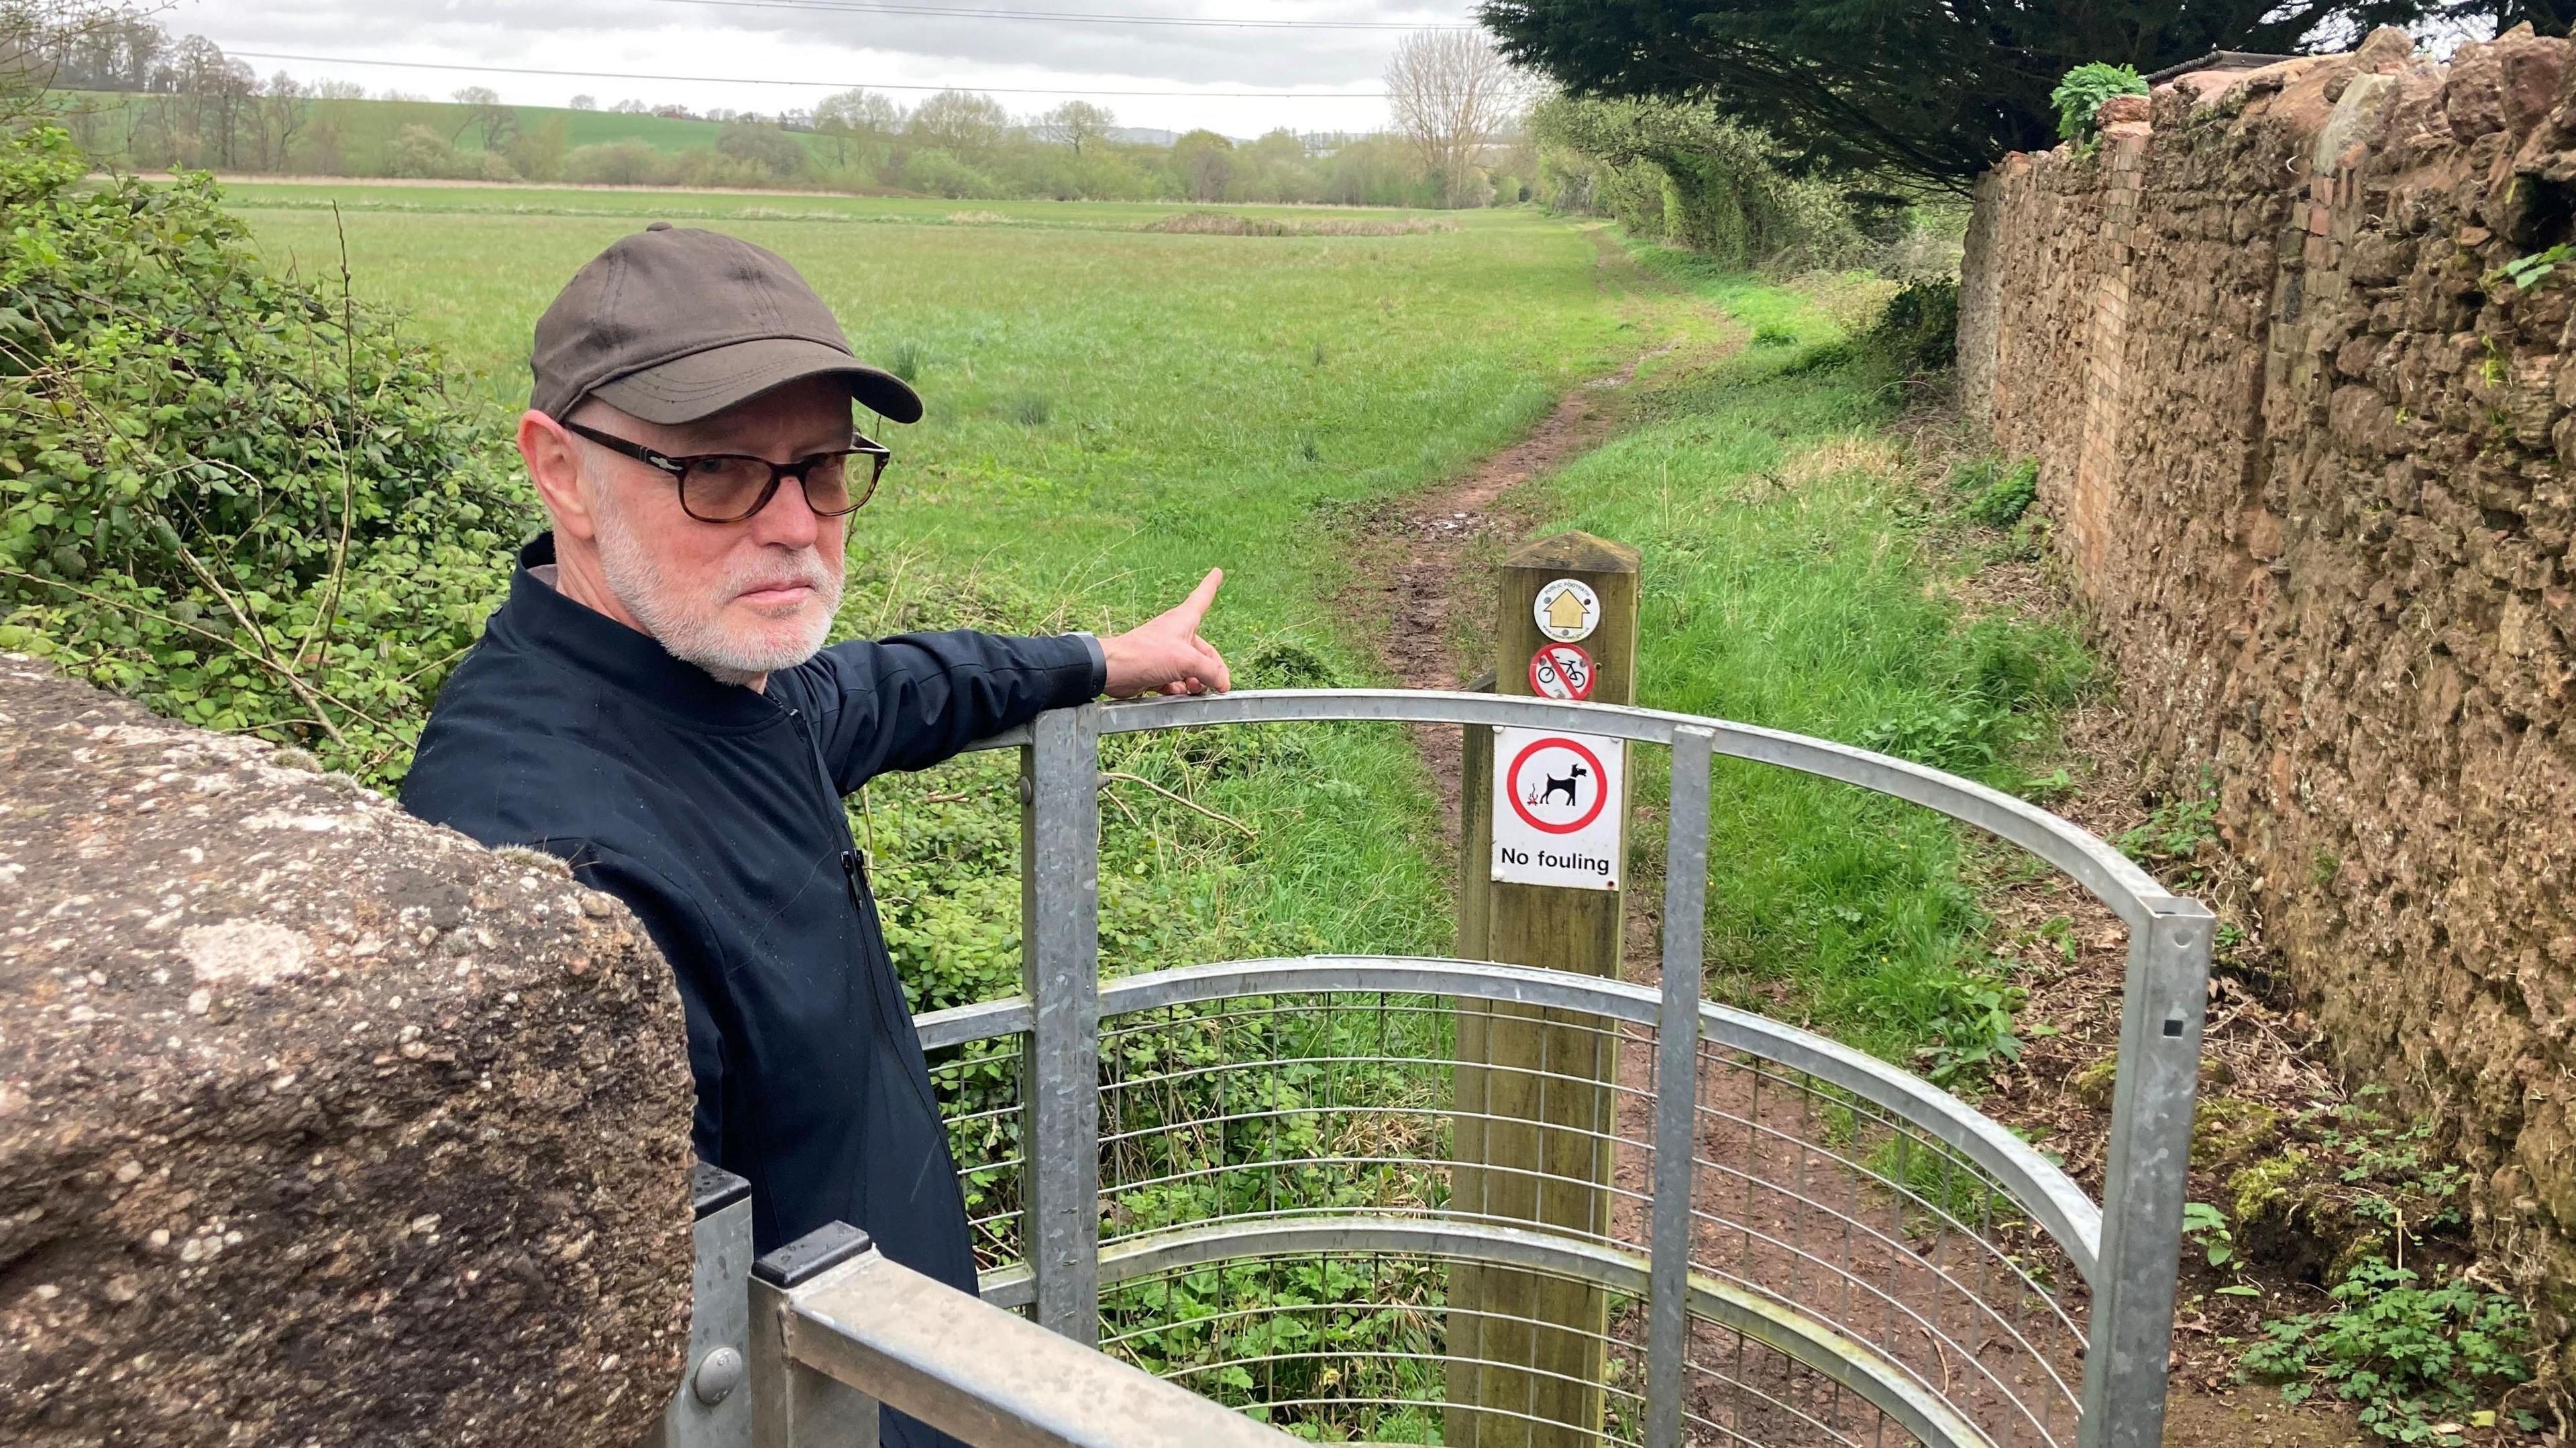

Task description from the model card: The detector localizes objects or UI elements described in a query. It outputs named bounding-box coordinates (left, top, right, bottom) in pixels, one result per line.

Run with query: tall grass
left=1537, top=262, right=2091, bottom=1062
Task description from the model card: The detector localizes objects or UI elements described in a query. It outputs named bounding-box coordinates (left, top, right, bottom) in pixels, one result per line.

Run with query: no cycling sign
left=1491, top=727, right=1625, bottom=891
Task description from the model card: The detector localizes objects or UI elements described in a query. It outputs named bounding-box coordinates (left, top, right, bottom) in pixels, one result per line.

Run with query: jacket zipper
left=784, top=705, right=951, bottom=1133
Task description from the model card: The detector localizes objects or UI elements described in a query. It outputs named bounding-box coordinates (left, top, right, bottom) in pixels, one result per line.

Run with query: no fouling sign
left=1490, top=726, right=1625, bottom=891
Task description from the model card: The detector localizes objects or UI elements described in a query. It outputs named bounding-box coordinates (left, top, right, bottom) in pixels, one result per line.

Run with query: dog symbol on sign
left=1504, top=736, right=1609, bottom=834
left=1528, top=643, right=1595, bottom=702
left=1529, top=763, right=1588, bottom=806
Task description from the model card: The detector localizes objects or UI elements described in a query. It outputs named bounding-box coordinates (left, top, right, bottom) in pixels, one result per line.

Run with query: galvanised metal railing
left=707, top=689, right=2209, bottom=1448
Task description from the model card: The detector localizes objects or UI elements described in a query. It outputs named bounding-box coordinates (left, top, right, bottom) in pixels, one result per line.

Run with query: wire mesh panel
left=1095, top=992, right=1464, bottom=1244
left=1684, top=1044, right=2084, bottom=1447
left=927, top=1037, right=1027, bottom=1270
left=928, top=968, right=2090, bottom=1447
left=1092, top=1245, right=1947, bottom=1448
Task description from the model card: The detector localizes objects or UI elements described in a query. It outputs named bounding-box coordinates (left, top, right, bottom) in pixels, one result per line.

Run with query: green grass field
left=222, top=178, right=1440, bottom=229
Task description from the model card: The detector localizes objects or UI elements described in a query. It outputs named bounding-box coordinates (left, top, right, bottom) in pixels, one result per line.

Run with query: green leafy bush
left=0, top=126, right=526, bottom=785
left=1860, top=276, right=1959, bottom=377
left=2239, top=1260, right=2533, bottom=1445
left=2049, top=63, right=2149, bottom=146
left=1532, top=94, right=1869, bottom=270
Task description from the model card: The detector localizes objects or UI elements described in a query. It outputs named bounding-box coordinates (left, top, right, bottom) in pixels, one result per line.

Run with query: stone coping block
left=1, top=657, right=695, bottom=1445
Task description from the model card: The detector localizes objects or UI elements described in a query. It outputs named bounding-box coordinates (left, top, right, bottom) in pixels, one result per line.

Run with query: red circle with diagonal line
left=1505, top=736, right=1609, bottom=835
left=1527, top=643, right=1595, bottom=701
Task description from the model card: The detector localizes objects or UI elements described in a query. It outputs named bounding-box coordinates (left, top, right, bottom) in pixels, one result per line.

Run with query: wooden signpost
left=1449, top=531, right=1640, bottom=1448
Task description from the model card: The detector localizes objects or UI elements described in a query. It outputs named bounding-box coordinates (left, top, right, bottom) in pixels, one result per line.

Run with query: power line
left=635, top=0, right=1474, bottom=30
left=224, top=48, right=1391, bottom=99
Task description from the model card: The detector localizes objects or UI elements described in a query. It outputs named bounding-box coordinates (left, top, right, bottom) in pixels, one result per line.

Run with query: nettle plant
left=0, top=125, right=527, bottom=785
left=2240, top=1260, right=2534, bottom=1445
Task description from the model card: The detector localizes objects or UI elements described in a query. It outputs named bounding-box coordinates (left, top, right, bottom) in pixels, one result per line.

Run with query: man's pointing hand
left=1101, top=569, right=1231, bottom=698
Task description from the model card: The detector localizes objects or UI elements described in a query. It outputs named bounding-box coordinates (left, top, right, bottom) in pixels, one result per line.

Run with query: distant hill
left=1106, top=125, right=1182, bottom=147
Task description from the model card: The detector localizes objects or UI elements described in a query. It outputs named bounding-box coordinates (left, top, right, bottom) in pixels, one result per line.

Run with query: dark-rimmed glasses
left=564, top=421, right=892, bottom=523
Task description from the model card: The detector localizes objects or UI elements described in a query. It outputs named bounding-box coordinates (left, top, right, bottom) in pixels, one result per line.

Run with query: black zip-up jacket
left=403, top=532, right=1102, bottom=1313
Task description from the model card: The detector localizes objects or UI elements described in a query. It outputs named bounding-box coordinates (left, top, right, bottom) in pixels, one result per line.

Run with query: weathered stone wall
left=1965, top=27, right=2576, bottom=1306
left=0, top=657, right=696, bottom=1443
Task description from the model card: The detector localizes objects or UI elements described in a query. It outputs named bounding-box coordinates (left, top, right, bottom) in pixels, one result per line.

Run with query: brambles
left=0, top=127, right=523, bottom=785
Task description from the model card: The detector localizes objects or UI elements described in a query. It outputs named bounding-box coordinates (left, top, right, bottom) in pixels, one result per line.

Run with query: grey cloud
left=175, top=0, right=1448, bottom=91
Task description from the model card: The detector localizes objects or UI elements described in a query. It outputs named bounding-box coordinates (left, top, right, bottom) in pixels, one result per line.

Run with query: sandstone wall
left=0, top=657, right=697, bottom=1444
left=1965, top=27, right=2576, bottom=1304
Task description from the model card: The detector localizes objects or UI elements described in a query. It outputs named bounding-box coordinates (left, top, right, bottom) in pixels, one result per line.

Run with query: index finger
left=1169, top=567, right=1224, bottom=629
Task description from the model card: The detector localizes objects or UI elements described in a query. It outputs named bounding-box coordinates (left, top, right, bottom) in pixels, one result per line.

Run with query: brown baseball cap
left=529, top=223, right=922, bottom=427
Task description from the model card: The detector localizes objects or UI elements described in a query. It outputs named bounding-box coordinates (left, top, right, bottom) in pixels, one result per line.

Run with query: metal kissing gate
left=663, top=688, right=2211, bottom=1448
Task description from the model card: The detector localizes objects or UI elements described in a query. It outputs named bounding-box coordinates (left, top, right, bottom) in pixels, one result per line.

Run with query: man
left=400, top=226, right=1229, bottom=1422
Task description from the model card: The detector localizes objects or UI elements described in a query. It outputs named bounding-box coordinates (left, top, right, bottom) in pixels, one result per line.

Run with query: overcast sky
left=162, top=0, right=1476, bottom=136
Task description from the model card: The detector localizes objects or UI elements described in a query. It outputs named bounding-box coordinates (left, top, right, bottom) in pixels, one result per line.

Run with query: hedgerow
left=0, top=124, right=527, bottom=785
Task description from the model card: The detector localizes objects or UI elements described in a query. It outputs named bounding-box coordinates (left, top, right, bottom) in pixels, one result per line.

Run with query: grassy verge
left=1528, top=256, right=2092, bottom=1067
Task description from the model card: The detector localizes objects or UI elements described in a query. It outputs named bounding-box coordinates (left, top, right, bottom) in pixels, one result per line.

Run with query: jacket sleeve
left=536, top=838, right=735, bottom=1164
left=795, top=630, right=1105, bottom=793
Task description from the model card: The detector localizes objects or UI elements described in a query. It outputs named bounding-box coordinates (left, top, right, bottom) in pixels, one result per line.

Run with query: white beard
left=586, top=471, right=843, bottom=686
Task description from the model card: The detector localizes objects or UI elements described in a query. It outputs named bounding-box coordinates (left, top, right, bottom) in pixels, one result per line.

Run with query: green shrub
left=384, top=123, right=470, bottom=180
left=2049, top=63, right=2149, bottom=146
left=2239, top=1259, right=2534, bottom=1445
left=903, top=148, right=1004, bottom=200
left=1861, top=277, right=1959, bottom=377
left=564, top=138, right=666, bottom=186
left=0, top=127, right=526, bottom=785
left=1532, top=95, right=1870, bottom=270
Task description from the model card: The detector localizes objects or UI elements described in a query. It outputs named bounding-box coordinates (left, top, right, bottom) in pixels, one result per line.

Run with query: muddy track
left=1340, top=228, right=1697, bottom=843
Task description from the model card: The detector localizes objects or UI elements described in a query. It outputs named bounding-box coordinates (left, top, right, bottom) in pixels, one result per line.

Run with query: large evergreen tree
left=1477, top=0, right=2460, bottom=184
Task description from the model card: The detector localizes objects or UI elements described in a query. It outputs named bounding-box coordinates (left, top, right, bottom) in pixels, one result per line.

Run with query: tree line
left=30, top=15, right=1552, bottom=208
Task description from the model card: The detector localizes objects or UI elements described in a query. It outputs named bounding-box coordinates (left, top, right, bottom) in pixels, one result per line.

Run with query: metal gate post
left=1020, top=704, right=1103, bottom=1344
left=1645, top=726, right=1714, bottom=1448
left=2076, top=900, right=2213, bottom=1448
left=749, top=1224, right=882, bottom=1448
left=648, top=1164, right=757, bottom=1448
